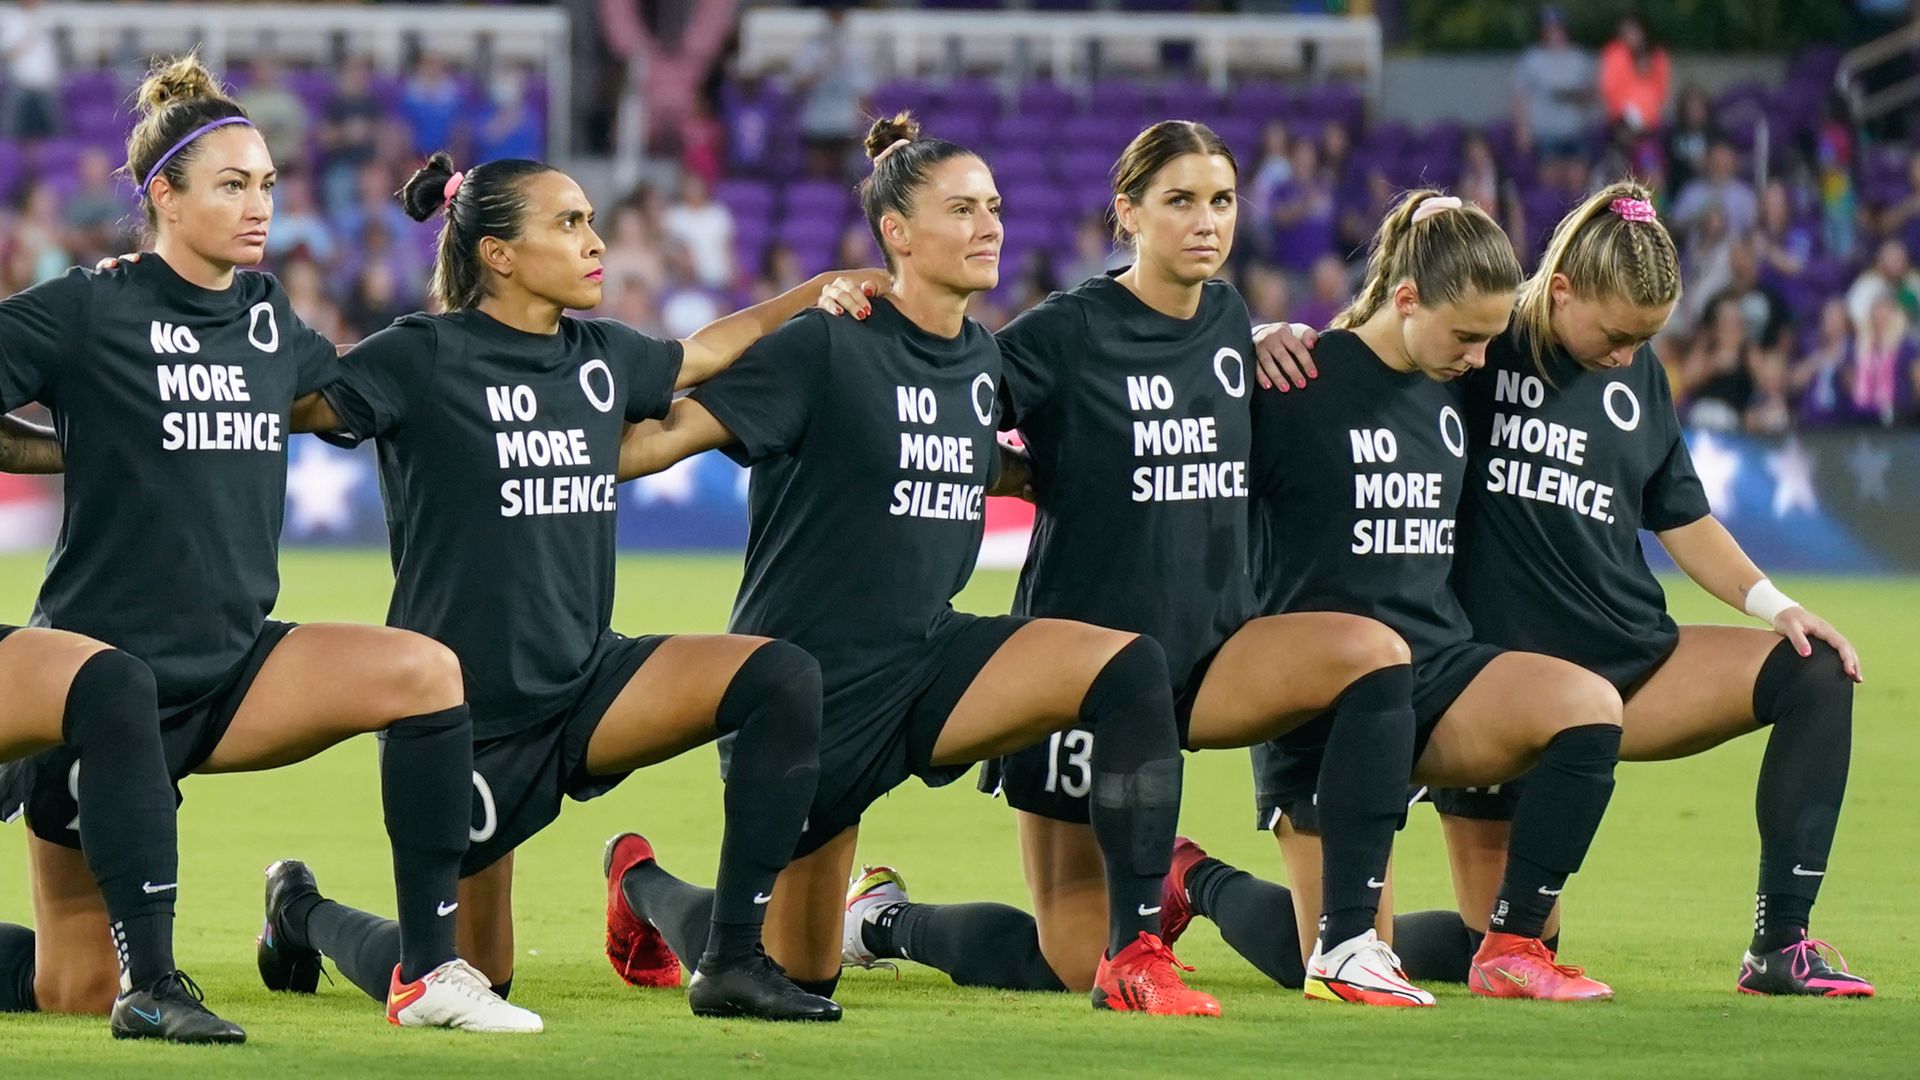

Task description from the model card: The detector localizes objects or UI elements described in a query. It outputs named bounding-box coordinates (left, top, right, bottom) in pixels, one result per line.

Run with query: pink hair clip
left=443, top=170, right=466, bottom=204
left=1411, top=195, right=1464, bottom=224
left=1610, top=197, right=1657, bottom=223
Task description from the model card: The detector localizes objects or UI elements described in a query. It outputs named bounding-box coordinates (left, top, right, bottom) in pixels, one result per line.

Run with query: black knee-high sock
left=287, top=896, right=402, bottom=1002
left=1082, top=637, right=1182, bottom=957
left=377, top=705, right=472, bottom=983
left=1316, top=665, right=1416, bottom=947
left=621, top=863, right=716, bottom=973
left=0, top=923, right=35, bottom=1012
left=1490, top=723, right=1620, bottom=939
left=63, top=649, right=179, bottom=989
left=859, top=902, right=1067, bottom=990
left=1185, top=858, right=1306, bottom=988
left=1750, top=639, right=1853, bottom=952
left=701, top=642, right=822, bottom=971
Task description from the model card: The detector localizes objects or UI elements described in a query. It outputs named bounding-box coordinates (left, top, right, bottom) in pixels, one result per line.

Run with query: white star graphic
left=285, top=440, right=364, bottom=535
left=1688, top=431, right=1741, bottom=516
left=628, top=455, right=700, bottom=506
left=1765, top=438, right=1819, bottom=518
left=1847, top=437, right=1891, bottom=502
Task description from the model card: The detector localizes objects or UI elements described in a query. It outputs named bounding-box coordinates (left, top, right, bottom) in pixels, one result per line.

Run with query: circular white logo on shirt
left=971, top=372, right=996, bottom=426
left=247, top=302, right=279, bottom=353
left=1439, top=405, right=1466, bottom=458
left=1213, top=347, right=1247, bottom=398
left=1603, top=382, right=1641, bottom=432
left=579, top=359, right=616, bottom=414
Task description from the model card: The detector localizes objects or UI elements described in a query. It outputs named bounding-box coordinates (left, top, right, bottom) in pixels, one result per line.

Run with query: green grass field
left=0, top=551, right=1914, bottom=1077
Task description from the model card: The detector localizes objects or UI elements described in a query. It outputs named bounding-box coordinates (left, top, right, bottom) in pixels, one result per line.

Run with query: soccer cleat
left=386, top=959, right=543, bottom=1033
left=1738, top=934, right=1875, bottom=998
left=602, top=832, right=682, bottom=988
left=688, top=947, right=843, bottom=1022
left=257, top=859, right=326, bottom=993
left=1090, top=932, right=1221, bottom=1017
left=1303, top=930, right=1436, bottom=1007
left=110, top=970, right=246, bottom=1044
left=1469, top=931, right=1613, bottom=1002
left=1159, top=836, right=1210, bottom=947
left=842, top=864, right=908, bottom=970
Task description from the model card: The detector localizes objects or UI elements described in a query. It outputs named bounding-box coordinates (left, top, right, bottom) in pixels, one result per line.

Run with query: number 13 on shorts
left=1043, top=729, right=1093, bottom=798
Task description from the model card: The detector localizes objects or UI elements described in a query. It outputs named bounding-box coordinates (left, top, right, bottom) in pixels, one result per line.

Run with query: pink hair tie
left=1610, top=197, right=1657, bottom=223
left=1411, top=195, right=1464, bottom=224
left=872, top=139, right=911, bottom=166
left=443, top=170, right=466, bottom=205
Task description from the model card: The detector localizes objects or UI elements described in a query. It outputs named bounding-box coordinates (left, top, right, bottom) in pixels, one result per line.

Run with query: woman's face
left=882, top=154, right=1003, bottom=296
left=152, top=125, right=278, bottom=269
left=1115, top=151, right=1238, bottom=286
left=1548, top=276, right=1676, bottom=369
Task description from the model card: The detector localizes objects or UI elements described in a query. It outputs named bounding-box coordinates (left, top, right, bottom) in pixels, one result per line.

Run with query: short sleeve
left=0, top=268, right=91, bottom=410
left=688, top=310, right=829, bottom=466
left=266, top=278, right=341, bottom=395
left=993, top=293, right=1081, bottom=432
left=591, top=319, right=684, bottom=423
left=318, top=317, right=438, bottom=447
left=1640, top=353, right=1711, bottom=531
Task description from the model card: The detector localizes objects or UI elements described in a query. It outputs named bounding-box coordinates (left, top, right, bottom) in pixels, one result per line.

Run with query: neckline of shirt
left=1089, top=269, right=1213, bottom=329
left=136, top=254, right=248, bottom=314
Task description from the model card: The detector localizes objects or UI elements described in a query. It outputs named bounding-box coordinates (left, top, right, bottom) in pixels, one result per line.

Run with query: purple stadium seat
left=993, top=114, right=1059, bottom=149
left=1015, top=81, right=1077, bottom=118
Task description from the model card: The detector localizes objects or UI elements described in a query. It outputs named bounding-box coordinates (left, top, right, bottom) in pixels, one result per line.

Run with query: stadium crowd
left=2, top=5, right=1917, bottom=430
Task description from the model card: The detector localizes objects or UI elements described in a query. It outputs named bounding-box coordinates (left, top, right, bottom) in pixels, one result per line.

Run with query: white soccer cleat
left=1303, top=930, right=1437, bottom=1007
left=385, top=959, right=545, bottom=1033
left=842, top=865, right=909, bottom=970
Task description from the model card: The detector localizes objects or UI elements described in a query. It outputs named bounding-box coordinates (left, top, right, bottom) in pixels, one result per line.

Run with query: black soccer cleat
left=110, top=970, right=246, bottom=1044
left=1738, top=935, right=1875, bottom=998
left=687, top=948, right=843, bottom=1022
left=257, top=859, right=326, bottom=993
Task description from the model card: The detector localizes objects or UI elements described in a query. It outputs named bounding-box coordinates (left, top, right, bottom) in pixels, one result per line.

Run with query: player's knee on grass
left=1753, top=639, right=1852, bottom=731
left=375, top=635, right=465, bottom=722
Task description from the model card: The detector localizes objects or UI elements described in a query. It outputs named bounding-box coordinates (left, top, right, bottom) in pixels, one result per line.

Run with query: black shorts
left=0, top=620, right=299, bottom=849
left=1252, top=640, right=1506, bottom=833
left=976, top=638, right=1220, bottom=825
left=461, top=633, right=670, bottom=877
left=783, top=613, right=1030, bottom=859
left=1425, top=637, right=1677, bottom=821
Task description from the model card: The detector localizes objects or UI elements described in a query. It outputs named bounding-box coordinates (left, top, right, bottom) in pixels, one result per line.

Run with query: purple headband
left=140, top=116, right=255, bottom=200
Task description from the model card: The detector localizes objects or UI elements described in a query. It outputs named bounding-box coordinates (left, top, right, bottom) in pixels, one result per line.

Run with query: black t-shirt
left=690, top=300, right=1001, bottom=737
left=1249, top=329, right=1472, bottom=664
left=1452, top=329, right=1711, bottom=684
left=0, top=259, right=337, bottom=712
left=998, top=273, right=1255, bottom=689
left=320, top=309, right=682, bottom=739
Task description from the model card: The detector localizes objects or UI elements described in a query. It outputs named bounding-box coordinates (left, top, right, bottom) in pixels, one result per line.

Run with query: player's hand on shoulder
left=1252, top=321, right=1319, bottom=392
left=94, top=251, right=144, bottom=272
left=1772, top=606, right=1863, bottom=683
left=815, top=269, right=892, bottom=319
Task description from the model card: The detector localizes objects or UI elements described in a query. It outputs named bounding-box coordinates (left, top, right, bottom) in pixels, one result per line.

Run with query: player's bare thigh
left=1618, top=625, right=1775, bottom=762
left=1414, top=652, right=1620, bottom=788
left=1187, top=612, right=1410, bottom=750
left=0, top=629, right=114, bottom=760
left=929, top=620, right=1135, bottom=766
left=583, top=635, right=773, bottom=775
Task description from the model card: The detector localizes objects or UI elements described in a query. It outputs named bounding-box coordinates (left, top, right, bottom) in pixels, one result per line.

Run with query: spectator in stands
left=749, top=243, right=804, bottom=305
left=1061, top=215, right=1117, bottom=288
left=1456, top=131, right=1501, bottom=210
left=1242, top=263, right=1292, bottom=325
left=1756, top=179, right=1815, bottom=280
left=679, top=101, right=725, bottom=188
left=332, top=163, right=423, bottom=262
left=1876, top=151, right=1920, bottom=247
left=1678, top=205, right=1737, bottom=334
left=1598, top=11, right=1670, bottom=133
left=266, top=172, right=337, bottom=267
left=343, top=261, right=409, bottom=338
left=1851, top=293, right=1917, bottom=425
left=1715, top=238, right=1792, bottom=354
left=1744, top=344, right=1794, bottom=434
left=11, top=181, right=67, bottom=285
left=1511, top=5, right=1595, bottom=171
left=62, top=149, right=128, bottom=260
left=1270, top=137, right=1336, bottom=272
left=1320, top=121, right=1354, bottom=190
left=1337, top=163, right=1396, bottom=258
left=238, top=59, right=311, bottom=171
left=1293, top=252, right=1351, bottom=331
left=320, top=56, right=384, bottom=218
left=835, top=222, right=874, bottom=270
left=601, top=203, right=668, bottom=306
left=0, top=0, right=59, bottom=141
left=1683, top=295, right=1757, bottom=431
left=1846, top=237, right=1920, bottom=331
left=1793, top=298, right=1858, bottom=427
left=1664, top=85, right=1717, bottom=198
left=1010, top=249, right=1059, bottom=313
left=1247, top=120, right=1294, bottom=247
left=1816, top=94, right=1858, bottom=260
left=791, top=3, right=872, bottom=179
left=281, top=255, right=347, bottom=343
left=1673, top=140, right=1759, bottom=239
left=660, top=172, right=735, bottom=289
left=477, top=64, right=543, bottom=162
left=402, top=53, right=466, bottom=158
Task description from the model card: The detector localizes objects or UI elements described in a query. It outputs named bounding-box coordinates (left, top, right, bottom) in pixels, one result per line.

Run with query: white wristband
left=1743, top=579, right=1798, bottom=625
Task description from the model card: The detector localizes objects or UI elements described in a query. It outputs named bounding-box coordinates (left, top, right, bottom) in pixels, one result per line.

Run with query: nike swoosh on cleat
left=1137, top=904, right=1161, bottom=917
left=141, top=882, right=177, bottom=895
left=1495, top=967, right=1530, bottom=988
left=753, top=892, right=773, bottom=905
left=437, top=901, right=459, bottom=917
left=130, top=1005, right=162, bottom=1024
left=1791, top=865, right=1826, bottom=877
left=390, top=984, right=425, bottom=1009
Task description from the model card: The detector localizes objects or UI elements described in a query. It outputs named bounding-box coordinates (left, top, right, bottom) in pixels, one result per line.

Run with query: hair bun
left=864, top=111, right=922, bottom=162
left=135, top=54, right=225, bottom=116
left=399, top=150, right=460, bottom=222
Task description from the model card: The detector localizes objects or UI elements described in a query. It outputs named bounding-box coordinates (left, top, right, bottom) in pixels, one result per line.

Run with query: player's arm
left=675, top=268, right=891, bottom=390
left=987, top=443, right=1033, bottom=500
left=618, top=397, right=738, bottom=481
left=1656, top=515, right=1862, bottom=680
left=1252, top=321, right=1322, bottom=391
left=0, top=412, right=61, bottom=474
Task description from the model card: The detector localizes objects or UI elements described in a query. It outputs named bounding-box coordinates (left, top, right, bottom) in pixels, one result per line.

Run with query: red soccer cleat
left=1469, top=931, right=1613, bottom=1002
left=1091, top=932, right=1222, bottom=1017
left=1159, top=837, right=1211, bottom=946
left=602, top=832, right=682, bottom=989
